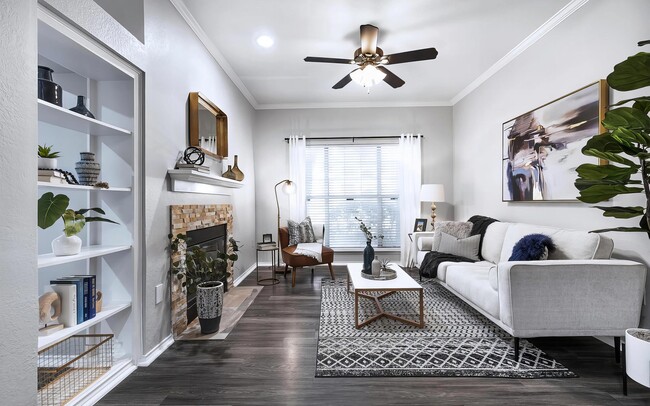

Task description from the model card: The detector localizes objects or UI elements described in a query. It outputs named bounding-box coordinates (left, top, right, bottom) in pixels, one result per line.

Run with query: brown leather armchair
left=279, top=226, right=335, bottom=287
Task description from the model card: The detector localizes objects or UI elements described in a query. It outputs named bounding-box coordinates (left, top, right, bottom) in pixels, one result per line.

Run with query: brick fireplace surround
left=170, top=204, right=233, bottom=337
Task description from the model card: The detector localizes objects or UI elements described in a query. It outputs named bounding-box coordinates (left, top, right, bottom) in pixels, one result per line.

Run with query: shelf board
left=168, top=169, right=244, bottom=195
left=38, top=245, right=132, bottom=269
left=38, top=182, right=131, bottom=192
left=38, top=302, right=131, bottom=351
left=38, top=99, right=132, bottom=137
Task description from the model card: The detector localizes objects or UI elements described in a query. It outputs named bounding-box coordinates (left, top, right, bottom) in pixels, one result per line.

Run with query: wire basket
left=38, top=334, right=113, bottom=406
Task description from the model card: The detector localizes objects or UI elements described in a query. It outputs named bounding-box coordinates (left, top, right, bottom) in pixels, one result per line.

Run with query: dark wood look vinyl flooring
left=99, top=266, right=650, bottom=405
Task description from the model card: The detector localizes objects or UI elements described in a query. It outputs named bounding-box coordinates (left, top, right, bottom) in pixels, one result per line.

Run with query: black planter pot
left=197, top=281, right=224, bottom=334
left=37, top=66, right=63, bottom=106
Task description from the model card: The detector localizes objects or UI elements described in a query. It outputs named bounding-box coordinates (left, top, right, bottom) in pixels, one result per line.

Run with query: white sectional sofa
left=413, top=221, right=647, bottom=359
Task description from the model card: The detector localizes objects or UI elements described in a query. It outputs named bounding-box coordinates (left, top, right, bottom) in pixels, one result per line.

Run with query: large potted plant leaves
left=575, top=41, right=650, bottom=239
left=168, top=234, right=239, bottom=334
left=38, top=192, right=118, bottom=255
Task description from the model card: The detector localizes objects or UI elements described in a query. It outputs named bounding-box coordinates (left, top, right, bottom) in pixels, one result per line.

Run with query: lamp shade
left=420, top=184, right=445, bottom=202
left=282, top=180, right=296, bottom=195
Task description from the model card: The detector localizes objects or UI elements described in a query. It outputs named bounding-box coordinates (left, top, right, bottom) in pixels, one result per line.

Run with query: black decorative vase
left=69, top=95, right=95, bottom=118
left=362, top=241, right=374, bottom=274
left=197, top=281, right=224, bottom=334
left=37, top=66, right=63, bottom=106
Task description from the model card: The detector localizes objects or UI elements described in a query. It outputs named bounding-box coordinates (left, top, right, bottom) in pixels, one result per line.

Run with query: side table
left=256, top=246, right=280, bottom=285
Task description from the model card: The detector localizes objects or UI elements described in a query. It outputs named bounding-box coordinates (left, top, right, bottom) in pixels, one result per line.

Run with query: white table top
left=347, top=262, right=422, bottom=290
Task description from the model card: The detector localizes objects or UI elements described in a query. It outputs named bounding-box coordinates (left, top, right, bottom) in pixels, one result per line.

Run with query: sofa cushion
left=488, top=265, right=498, bottom=291
left=508, top=234, right=555, bottom=261
left=481, top=222, right=510, bottom=264
left=499, top=223, right=604, bottom=262
left=417, top=236, right=434, bottom=251
left=438, top=260, right=492, bottom=283
left=446, top=264, right=500, bottom=319
left=432, top=221, right=473, bottom=251
left=438, top=232, right=481, bottom=261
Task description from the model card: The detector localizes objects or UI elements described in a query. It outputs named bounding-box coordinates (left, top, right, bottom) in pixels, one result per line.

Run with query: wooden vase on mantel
left=222, top=165, right=236, bottom=180
left=232, top=155, right=244, bottom=181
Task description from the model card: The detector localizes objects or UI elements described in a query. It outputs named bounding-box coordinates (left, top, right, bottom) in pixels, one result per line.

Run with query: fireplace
left=185, top=223, right=227, bottom=324
left=170, top=204, right=233, bottom=338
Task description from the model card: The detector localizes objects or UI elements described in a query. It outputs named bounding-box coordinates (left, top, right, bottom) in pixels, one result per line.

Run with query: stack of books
left=38, top=169, right=66, bottom=184
left=176, top=163, right=210, bottom=173
left=257, top=241, right=277, bottom=249
left=49, top=275, right=97, bottom=328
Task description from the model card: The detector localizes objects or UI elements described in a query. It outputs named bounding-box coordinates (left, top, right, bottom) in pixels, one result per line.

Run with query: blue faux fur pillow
left=509, top=233, right=555, bottom=261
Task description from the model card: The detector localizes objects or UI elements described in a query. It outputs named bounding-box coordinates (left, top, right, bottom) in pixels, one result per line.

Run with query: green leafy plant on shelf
left=575, top=40, right=650, bottom=239
left=168, top=234, right=239, bottom=295
left=38, top=144, right=61, bottom=158
left=38, top=192, right=118, bottom=236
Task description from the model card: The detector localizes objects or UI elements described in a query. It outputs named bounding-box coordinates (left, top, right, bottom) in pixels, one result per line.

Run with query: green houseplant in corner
left=38, top=192, right=118, bottom=255
left=575, top=41, right=650, bottom=239
left=168, top=234, right=239, bottom=334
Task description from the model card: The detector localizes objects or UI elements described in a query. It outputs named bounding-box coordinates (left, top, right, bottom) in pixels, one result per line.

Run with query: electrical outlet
left=155, top=284, right=163, bottom=304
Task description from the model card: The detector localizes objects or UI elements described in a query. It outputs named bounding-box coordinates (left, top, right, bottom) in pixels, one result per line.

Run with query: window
left=305, top=142, right=400, bottom=248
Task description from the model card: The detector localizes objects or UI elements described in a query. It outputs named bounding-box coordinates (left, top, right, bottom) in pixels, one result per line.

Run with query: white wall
left=254, top=106, right=453, bottom=262
left=453, top=0, right=650, bottom=326
left=0, top=2, right=37, bottom=403
left=41, top=0, right=257, bottom=354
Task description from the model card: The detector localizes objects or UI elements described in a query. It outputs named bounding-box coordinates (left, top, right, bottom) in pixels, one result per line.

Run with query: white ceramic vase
left=38, top=157, right=58, bottom=169
left=51, top=234, right=82, bottom=256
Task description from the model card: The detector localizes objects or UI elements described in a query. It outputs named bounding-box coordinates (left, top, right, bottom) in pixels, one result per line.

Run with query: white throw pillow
left=432, top=221, right=473, bottom=251
left=437, top=232, right=481, bottom=261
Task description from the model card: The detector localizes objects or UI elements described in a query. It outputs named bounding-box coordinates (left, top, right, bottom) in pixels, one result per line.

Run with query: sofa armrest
left=497, top=259, right=646, bottom=335
left=413, top=231, right=435, bottom=250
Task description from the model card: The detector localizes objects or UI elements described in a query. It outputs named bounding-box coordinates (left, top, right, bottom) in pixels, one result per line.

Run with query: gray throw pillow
left=437, top=232, right=481, bottom=261
left=288, top=217, right=316, bottom=246
left=432, top=221, right=473, bottom=251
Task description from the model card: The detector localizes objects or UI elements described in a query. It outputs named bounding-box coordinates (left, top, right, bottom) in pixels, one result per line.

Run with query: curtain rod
left=283, top=135, right=424, bottom=142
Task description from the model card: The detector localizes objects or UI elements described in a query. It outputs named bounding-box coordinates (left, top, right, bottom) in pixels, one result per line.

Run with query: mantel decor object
left=69, top=95, right=95, bottom=118
left=37, top=65, right=63, bottom=106
left=232, top=155, right=244, bottom=181
left=75, top=152, right=101, bottom=185
left=222, top=165, right=236, bottom=180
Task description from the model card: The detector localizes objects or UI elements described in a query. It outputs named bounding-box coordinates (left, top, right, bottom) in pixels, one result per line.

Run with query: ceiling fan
left=304, top=24, right=438, bottom=89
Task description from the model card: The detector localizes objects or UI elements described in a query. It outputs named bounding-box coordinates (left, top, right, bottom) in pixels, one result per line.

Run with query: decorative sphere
left=183, top=146, right=205, bottom=165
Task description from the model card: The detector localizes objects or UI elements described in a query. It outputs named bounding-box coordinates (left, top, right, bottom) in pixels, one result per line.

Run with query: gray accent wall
left=0, top=2, right=38, bottom=403
left=452, top=0, right=650, bottom=326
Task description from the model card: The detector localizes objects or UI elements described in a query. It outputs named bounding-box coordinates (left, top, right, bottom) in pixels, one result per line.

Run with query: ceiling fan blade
left=385, top=47, right=438, bottom=65
left=360, top=24, right=379, bottom=55
left=332, top=69, right=358, bottom=89
left=376, top=66, right=405, bottom=88
left=304, top=56, right=353, bottom=64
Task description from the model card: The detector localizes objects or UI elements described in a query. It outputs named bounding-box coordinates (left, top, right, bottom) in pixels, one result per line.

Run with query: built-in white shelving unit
left=36, top=5, right=142, bottom=404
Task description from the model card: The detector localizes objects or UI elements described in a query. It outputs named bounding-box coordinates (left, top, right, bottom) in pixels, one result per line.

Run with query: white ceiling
left=177, top=0, right=578, bottom=109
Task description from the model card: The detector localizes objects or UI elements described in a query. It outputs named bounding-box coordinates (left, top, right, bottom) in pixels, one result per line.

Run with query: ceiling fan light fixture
left=350, top=64, right=386, bottom=88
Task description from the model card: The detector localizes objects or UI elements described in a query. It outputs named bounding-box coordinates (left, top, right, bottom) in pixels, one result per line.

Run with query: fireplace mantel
left=168, top=169, right=244, bottom=195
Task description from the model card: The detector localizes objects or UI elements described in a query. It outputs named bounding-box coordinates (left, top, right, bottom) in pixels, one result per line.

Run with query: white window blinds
left=305, top=143, right=400, bottom=248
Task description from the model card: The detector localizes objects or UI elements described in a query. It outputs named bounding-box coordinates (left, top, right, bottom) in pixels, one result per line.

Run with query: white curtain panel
left=398, top=134, right=422, bottom=266
left=288, top=135, right=307, bottom=222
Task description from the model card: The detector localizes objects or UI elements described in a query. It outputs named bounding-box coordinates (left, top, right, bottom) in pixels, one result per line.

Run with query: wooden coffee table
left=346, top=263, right=424, bottom=328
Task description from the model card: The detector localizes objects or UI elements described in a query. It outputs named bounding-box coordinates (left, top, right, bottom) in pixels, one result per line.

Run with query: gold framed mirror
left=188, top=92, right=228, bottom=159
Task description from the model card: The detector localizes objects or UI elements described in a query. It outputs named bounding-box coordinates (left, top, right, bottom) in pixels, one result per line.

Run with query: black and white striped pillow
left=288, top=217, right=317, bottom=246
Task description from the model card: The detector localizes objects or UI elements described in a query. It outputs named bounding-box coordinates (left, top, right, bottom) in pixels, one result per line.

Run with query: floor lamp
left=275, top=179, right=295, bottom=266
left=420, top=184, right=445, bottom=230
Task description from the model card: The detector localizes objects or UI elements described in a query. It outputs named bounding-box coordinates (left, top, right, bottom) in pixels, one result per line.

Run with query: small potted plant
left=38, top=192, right=118, bottom=255
left=38, top=144, right=60, bottom=169
left=168, top=234, right=239, bottom=334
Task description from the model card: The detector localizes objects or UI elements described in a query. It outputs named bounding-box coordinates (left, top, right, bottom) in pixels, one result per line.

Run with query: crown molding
left=169, top=0, right=259, bottom=109
left=450, top=0, right=589, bottom=105
left=256, top=100, right=452, bottom=110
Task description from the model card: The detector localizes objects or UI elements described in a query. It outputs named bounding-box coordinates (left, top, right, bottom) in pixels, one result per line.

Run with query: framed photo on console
left=413, top=218, right=427, bottom=232
left=262, top=233, right=273, bottom=243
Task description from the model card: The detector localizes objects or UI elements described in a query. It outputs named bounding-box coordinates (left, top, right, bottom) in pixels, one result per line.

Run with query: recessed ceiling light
left=256, top=35, right=274, bottom=48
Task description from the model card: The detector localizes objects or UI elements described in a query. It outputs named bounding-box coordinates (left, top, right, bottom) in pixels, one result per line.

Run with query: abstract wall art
left=502, top=80, right=607, bottom=202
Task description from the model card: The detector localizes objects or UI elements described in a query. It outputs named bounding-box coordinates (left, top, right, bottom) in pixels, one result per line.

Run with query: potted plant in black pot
left=169, top=234, right=239, bottom=334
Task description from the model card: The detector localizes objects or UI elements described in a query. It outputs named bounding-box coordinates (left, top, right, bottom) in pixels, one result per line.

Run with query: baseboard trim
left=138, top=335, right=174, bottom=367
left=234, top=264, right=256, bottom=286
left=68, top=359, right=136, bottom=405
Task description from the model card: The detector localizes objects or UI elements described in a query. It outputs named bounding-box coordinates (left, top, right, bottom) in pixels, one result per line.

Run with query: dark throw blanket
left=419, top=215, right=499, bottom=279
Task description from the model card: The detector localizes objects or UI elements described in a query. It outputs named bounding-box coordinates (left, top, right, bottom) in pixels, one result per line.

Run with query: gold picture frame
left=188, top=92, right=228, bottom=159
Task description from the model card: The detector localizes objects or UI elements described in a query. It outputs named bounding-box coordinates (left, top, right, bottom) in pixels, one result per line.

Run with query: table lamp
left=420, top=184, right=445, bottom=230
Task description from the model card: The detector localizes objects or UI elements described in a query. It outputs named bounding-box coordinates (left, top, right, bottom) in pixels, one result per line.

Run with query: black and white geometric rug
left=316, top=278, right=576, bottom=378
